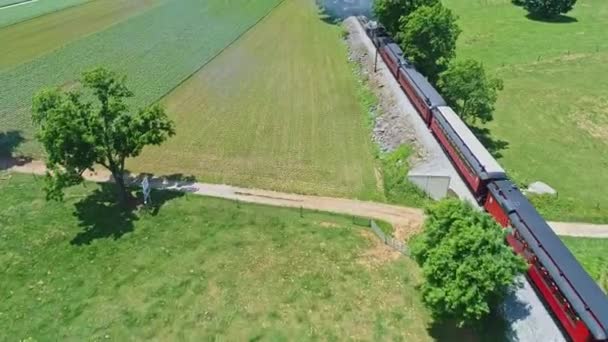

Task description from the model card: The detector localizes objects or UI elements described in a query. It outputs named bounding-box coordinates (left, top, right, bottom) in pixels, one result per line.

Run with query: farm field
left=0, top=0, right=282, bottom=156
left=129, top=0, right=381, bottom=200
left=0, top=0, right=91, bottom=28
left=0, top=173, right=503, bottom=340
left=444, top=0, right=608, bottom=223
left=0, top=0, right=163, bottom=70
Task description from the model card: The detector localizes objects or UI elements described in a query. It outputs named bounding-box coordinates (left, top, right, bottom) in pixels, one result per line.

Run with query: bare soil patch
left=357, top=229, right=401, bottom=267
left=573, top=97, right=608, bottom=143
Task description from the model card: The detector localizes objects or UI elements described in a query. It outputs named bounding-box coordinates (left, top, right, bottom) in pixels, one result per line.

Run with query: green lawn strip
left=380, top=146, right=430, bottom=208
left=0, top=0, right=282, bottom=156
left=0, top=0, right=164, bottom=70
left=0, top=0, right=92, bottom=28
left=561, top=236, right=608, bottom=293
left=443, top=0, right=608, bottom=222
left=1, top=172, right=443, bottom=340
left=129, top=0, right=382, bottom=200
left=0, top=0, right=26, bottom=8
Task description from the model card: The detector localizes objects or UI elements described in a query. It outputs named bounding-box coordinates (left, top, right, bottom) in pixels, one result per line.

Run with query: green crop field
left=0, top=173, right=505, bottom=340
left=0, top=0, right=163, bottom=70
left=444, top=0, right=608, bottom=223
left=0, top=0, right=91, bottom=28
left=129, top=0, right=381, bottom=200
left=562, top=237, right=608, bottom=293
left=0, top=0, right=282, bottom=156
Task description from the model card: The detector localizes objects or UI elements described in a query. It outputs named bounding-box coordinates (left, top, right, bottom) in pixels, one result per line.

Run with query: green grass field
left=444, top=0, right=608, bottom=222
left=562, top=237, right=608, bottom=293
left=0, top=0, right=91, bottom=28
left=0, top=0, right=163, bottom=70
left=0, top=172, right=485, bottom=340
left=0, top=0, right=282, bottom=156
left=129, top=0, right=381, bottom=200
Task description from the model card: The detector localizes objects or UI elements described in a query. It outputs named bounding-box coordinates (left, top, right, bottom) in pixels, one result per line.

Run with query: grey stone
left=527, top=181, right=557, bottom=195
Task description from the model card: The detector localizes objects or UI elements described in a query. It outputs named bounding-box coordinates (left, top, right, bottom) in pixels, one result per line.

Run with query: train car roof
left=490, top=180, right=608, bottom=340
left=400, top=67, right=445, bottom=107
left=385, top=43, right=407, bottom=66
left=435, top=106, right=505, bottom=179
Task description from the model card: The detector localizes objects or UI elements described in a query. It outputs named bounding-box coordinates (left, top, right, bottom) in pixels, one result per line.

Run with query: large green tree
left=32, top=67, right=175, bottom=204
left=522, top=0, right=577, bottom=18
left=437, top=59, right=504, bottom=124
left=396, top=3, right=460, bottom=83
left=372, top=0, right=438, bottom=35
left=410, top=199, right=527, bottom=326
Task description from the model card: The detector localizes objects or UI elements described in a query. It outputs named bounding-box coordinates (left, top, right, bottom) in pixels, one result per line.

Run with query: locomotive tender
left=358, top=16, right=608, bottom=342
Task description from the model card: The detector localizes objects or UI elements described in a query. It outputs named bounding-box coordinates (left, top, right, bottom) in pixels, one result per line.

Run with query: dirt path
left=4, top=159, right=608, bottom=239
left=3, top=159, right=424, bottom=238
left=546, top=221, right=608, bottom=238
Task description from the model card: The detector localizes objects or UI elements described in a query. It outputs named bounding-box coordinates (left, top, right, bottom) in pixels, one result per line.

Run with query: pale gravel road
left=5, top=158, right=608, bottom=238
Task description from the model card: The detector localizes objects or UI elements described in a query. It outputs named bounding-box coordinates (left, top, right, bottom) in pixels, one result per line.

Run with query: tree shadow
left=0, top=130, right=31, bottom=170
left=70, top=181, right=185, bottom=246
left=525, top=13, right=577, bottom=24
left=469, top=126, right=509, bottom=159
left=0, top=130, right=24, bottom=157
left=427, top=312, right=510, bottom=342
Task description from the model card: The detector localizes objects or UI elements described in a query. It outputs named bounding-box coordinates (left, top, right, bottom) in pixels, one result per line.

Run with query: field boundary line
left=150, top=0, right=288, bottom=105
left=370, top=220, right=410, bottom=255
left=0, top=0, right=94, bottom=29
left=0, top=0, right=38, bottom=11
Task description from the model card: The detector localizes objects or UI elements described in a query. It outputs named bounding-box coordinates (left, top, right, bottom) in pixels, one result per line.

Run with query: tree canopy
left=372, top=0, right=439, bottom=35
left=437, top=59, right=504, bottom=124
left=522, top=0, right=577, bottom=18
left=410, top=199, right=527, bottom=326
left=32, top=67, right=175, bottom=204
left=396, top=3, right=460, bottom=83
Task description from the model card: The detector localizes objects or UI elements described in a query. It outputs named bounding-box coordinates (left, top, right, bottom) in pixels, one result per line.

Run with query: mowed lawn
left=444, top=0, right=608, bottom=222
left=0, top=173, right=438, bottom=340
left=0, top=0, right=163, bottom=70
left=130, top=0, right=381, bottom=200
left=562, top=237, right=608, bottom=293
left=0, top=0, right=282, bottom=156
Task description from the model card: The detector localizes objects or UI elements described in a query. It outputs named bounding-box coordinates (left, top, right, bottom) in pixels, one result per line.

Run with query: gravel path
left=5, top=158, right=608, bottom=238
left=3, top=159, right=424, bottom=236
left=547, top=221, right=608, bottom=238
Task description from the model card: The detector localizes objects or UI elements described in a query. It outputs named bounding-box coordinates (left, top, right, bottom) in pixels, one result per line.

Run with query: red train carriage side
left=431, top=106, right=506, bottom=198
left=486, top=180, right=608, bottom=342
left=398, top=66, right=445, bottom=124
left=378, top=43, right=400, bottom=76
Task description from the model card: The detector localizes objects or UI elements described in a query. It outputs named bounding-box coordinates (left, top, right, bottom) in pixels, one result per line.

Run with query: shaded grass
left=0, top=0, right=163, bottom=70
left=0, top=0, right=282, bottom=156
left=130, top=0, right=381, bottom=200
left=561, top=236, right=608, bottom=293
left=0, top=172, right=478, bottom=340
left=444, top=0, right=608, bottom=222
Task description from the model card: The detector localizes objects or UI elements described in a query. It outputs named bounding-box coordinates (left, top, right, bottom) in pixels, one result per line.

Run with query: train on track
left=357, top=17, right=608, bottom=342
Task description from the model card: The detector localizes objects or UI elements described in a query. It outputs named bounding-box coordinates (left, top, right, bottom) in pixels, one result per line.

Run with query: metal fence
left=370, top=220, right=409, bottom=255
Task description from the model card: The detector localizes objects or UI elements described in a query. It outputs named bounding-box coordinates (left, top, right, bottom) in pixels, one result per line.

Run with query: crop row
left=0, top=0, right=281, bottom=151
